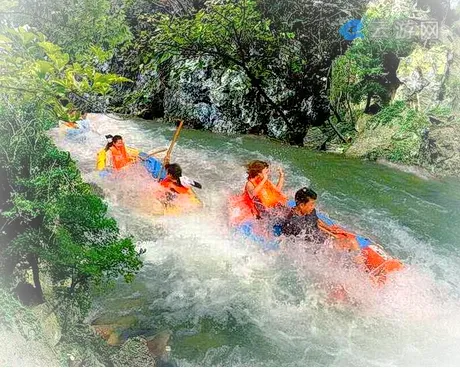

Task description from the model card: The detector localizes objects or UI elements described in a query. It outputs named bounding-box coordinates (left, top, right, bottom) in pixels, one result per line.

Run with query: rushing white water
left=50, top=114, right=460, bottom=366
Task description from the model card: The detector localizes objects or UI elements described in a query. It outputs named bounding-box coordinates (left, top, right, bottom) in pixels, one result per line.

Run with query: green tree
left=0, top=27, right=141, bottom=315
left=2, top=0, right=132, bottom=59
left=0, top=26, right=129, bottom=120
left=149, top=0, right=303, bottom=138
left=329, top=7, right=416, bottom=134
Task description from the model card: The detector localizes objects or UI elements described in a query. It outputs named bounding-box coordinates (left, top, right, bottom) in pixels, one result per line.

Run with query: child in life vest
left=159, top=163, right=202, bottom=205
left=96, top=135, right=139, bottom=172
left=244, top=160, right=287, bottom=218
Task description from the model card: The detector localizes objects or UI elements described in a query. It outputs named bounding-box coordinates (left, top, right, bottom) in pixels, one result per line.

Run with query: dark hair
left=246, top=160, right=269, bottom=179
left=104, top=134, right=123, bottom=151
left=295, top=187, right=317, bottom=205
left=165, top=163, right=183, bottom=184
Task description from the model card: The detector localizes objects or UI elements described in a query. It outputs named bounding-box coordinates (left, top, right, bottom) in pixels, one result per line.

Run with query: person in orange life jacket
left=277, top=187, right=359, bottom=251
left=244, top=160, right=287, bottom=218
left=160, top=163, right=202, bottom=203
left=104, top=135, right=134, bottom=171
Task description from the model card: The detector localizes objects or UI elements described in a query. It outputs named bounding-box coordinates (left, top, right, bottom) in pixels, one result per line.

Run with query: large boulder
left=345, top=102, right=430, bottom=164
left=419, top=124, right=460, bottom=177
left=345, top=124, right=399, bottom=158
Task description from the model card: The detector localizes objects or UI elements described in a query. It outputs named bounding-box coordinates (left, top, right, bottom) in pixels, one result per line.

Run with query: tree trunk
left=438, top=50, right=453, bottom=102
left=364, top=92, right=372, bottom=113
left=27, top=253, right=44, bottom=304
left=327, top=118, right=347, bottom=143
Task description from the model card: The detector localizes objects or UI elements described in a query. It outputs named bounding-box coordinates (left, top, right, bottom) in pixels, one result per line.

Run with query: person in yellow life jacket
left=96, top=135, right=139, bottom=173
left=244, top=160, right=287, bottom=218
left=160, top=163, right=202, bottom=204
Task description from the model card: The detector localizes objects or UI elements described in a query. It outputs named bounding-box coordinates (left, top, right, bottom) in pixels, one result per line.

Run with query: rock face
left=346, top=101, right=430, bottom=164
left=419, top=124, right=460, bottom=177
left=32, top=303, right=62, bottom=347
left=395, top=44, right=451, bottom=111
left=345, top=124, right=399, bottom=158
left=164, top=58, right=277, bottom=136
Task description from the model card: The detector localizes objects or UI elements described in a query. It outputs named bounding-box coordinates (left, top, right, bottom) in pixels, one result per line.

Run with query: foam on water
left=51, top=114, right=460, bottom=366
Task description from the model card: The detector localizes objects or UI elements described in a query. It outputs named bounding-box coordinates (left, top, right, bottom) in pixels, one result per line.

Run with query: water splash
left=51, top=114, right=460, bottom=366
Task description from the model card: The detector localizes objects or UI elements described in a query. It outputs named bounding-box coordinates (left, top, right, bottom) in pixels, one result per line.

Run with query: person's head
left=105, top=134, right=124, bottom=150
left=81, top=112, right=88, bottom=119
left=294, top=187, right=318, bottom=215
left=165, top=163, right=182, bottom=183
left=246, top=160, right=269, bottom=179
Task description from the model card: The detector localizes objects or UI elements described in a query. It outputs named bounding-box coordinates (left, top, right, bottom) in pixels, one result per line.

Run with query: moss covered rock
left=346, top=101, right=430, bottom=164
left=419, top=124, right=460, bottom=177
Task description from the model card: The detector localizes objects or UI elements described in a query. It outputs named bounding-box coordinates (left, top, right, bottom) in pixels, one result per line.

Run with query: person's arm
left=246, top=176, right=268, bottom=199
left=276, top=167, right=285, bottom=191
left=332, top=237, right=359, bottom=251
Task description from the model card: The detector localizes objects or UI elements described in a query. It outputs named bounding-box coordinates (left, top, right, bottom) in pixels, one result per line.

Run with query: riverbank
left=0, top=285, right=161, bottom=367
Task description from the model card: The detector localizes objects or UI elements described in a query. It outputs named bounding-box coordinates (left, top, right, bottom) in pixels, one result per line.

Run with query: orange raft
left=316, top=212, right=403, bottom=284
left=228, top=194, right=403, bottom=284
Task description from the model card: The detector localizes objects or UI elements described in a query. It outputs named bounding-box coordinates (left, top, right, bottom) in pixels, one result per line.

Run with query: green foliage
left=151, top=0, right=292, bottom=77
left=330, top=3, right=416, bottom=127
left=366, top=101, right=430, bottom=164
left=0, top=27, right=130, bottom=121
left=0, top=102, right=143, bottom=313
left=5, top=0, right=132, bottom=59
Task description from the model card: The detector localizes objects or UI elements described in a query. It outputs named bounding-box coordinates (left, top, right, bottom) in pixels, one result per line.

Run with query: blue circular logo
left=339, top=19, right=364, bottom=41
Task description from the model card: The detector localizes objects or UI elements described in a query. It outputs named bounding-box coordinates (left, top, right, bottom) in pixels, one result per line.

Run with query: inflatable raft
left=59, top=119, right=90, bottom=138
left=228, top=195, right=403, bottom=284
left=141, top=153, right=202, bottom=215
left=97, top=152, right=201, bottom=215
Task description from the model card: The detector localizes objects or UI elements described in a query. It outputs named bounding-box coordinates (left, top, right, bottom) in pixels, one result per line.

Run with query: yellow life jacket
left=126, top=147, right=140, bottom=162
left=96, top=149, right=107, bottom=171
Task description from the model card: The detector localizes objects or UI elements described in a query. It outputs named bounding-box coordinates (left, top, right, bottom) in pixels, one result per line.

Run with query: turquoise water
left=52, top=114, right=460, bottom=366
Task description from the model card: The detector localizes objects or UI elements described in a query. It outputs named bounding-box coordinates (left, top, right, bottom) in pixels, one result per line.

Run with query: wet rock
left=345, top=124, right=399, bottom=158
left=112, top=336, right=156, bottom=367
left=419, top=124, right=460, bottom=177
left=31, top=303, right=61, bottom=346
left=303, top=126, right=328, bottom=150
left=145, top=330, right=172, bottom=359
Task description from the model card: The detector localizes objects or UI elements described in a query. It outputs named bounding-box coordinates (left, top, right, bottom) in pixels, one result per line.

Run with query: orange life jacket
left=228, top=192, right=258, bottom=226
left=109, top=145, right=130, bottom=170
left=248, top=177, right=287, bottom=209
left=160, top=177, right=191, bottom=195
left=64, top=121, right=78, bottom=129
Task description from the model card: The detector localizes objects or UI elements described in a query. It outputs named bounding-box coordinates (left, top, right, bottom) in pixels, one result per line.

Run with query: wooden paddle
left=157, top=120, right=184, bottom=180
left=138, top=147, right=168, bottom=160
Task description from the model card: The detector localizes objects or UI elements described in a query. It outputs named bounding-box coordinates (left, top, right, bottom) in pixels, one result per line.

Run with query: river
left=50, top=114, right=460, bottom=366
